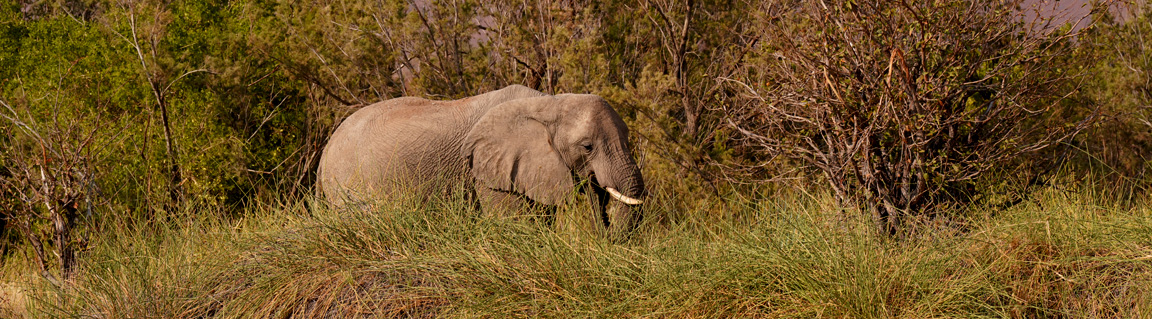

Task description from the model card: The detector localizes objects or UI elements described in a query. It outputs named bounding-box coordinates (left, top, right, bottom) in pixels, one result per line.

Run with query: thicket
left=1, top=0, right=1149, bottom=288
left=723, top=1, right=1097, bottom=234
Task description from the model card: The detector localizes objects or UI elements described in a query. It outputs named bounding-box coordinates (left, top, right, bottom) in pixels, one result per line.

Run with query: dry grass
left=1, top=181, right=1150, bottom=318
left=0, top=281, right=28, bottom=318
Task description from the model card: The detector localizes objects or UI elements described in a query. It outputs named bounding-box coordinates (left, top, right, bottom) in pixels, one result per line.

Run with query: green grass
left=3, top=183, right=1151, bottom=318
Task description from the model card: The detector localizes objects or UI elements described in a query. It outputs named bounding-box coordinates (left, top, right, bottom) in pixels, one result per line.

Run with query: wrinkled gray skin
left=318, top=85, right=646, bottom=236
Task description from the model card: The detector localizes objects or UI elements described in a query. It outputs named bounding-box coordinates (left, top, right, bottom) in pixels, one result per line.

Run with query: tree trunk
left=156, top=90, right=183, bottom=208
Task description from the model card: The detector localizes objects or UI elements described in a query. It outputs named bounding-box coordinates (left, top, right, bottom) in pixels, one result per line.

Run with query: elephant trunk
left=598, top=159, right=645, bottom=204
left=598, top=160, right=645, bottom=239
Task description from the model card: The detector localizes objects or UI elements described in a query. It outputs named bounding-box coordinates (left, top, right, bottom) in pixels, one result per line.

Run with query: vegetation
left=6, top=179, right=1152, bottom=317
left=723, top=1, right=1095, bottom=234
left=1, top=0, right=1150, bottom=317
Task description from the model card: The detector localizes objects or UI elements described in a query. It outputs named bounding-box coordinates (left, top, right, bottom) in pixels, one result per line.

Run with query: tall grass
left=5, top=182, right=1151, bottom=318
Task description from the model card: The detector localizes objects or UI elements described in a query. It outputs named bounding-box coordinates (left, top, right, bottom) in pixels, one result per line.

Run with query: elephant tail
left=313, top=167, right=324, bottom=200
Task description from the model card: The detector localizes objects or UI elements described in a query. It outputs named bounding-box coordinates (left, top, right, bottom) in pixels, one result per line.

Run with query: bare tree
left=106, top=1, right=205, bottom=210
left=613, top=0, right=766, bottom=191
left=723, top=0, right=1098, bottom=234
left=0, top=83, right=111, bottom=281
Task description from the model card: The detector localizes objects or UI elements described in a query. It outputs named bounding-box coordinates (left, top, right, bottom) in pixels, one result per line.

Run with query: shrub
left=722, top=0, right=1097, bottom=234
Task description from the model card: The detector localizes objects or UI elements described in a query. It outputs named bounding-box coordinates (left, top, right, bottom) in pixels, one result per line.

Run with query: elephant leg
left=576, top=184, right=610, bottom=237
left=476, top=186, right=524, bottom=218
left=586, top=184, right=638, bottom=241
left=605, top=201, right=639, bottom=241
left=476, top=186, right=556, bottom=226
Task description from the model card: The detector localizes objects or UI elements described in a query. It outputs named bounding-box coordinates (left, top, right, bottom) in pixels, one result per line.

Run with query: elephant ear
left=462, top=97, right=574, bottom=205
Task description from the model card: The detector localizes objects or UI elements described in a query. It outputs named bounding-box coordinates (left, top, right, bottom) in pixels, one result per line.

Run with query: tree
left=1, top=83, right=108, bottom=281
left=722, top=0, right=1097, bottom=234
left=105, top=1, right=209, bottom=209
left=1080, top=1, right=1152, bottom=179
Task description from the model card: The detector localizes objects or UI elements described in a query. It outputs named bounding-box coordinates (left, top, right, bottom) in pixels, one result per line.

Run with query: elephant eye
left=582, top=143, right=593, bottom=152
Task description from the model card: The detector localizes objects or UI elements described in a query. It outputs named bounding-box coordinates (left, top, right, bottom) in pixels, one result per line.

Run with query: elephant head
left=462, top=94, right=646, bottom=235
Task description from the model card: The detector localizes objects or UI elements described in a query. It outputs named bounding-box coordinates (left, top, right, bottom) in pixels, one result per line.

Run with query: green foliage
left=1075, top=2, right=1152, bottom=179
left=0, top=0, right=330, bottom=215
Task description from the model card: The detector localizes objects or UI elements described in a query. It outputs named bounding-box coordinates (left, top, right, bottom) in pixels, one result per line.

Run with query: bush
left=1077, top=1, right=1152, bottom=180
left=722, top=0, right=1097, bottom=234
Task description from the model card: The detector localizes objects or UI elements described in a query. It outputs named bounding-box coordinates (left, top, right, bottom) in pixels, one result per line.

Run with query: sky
left=1022, top=0, right=1129, bottom=31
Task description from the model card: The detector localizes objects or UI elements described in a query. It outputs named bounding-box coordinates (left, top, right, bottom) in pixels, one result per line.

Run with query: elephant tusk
left=605, top=187, right=643, bottom=205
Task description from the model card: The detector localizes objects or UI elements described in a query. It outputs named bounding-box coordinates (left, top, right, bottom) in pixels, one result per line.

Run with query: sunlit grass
left=3, top=181, right=1150, bottom=318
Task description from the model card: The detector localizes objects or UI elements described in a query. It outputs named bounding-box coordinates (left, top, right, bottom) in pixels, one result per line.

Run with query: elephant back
left=316, top=85, right=546, bottom=205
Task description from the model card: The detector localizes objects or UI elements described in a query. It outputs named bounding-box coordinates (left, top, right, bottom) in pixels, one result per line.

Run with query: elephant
left=317, top=85, right=646, bottom=236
